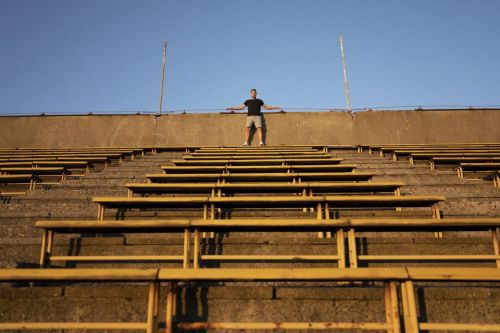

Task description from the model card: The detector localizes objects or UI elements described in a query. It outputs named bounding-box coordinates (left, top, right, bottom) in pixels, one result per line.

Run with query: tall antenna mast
left=158, top=41, right=167, bottom=114
left=339, top=33, right=351, bottom=113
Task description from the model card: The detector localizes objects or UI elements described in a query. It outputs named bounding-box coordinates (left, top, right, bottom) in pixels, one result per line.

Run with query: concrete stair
left=0, top=148, right=498, bottom=328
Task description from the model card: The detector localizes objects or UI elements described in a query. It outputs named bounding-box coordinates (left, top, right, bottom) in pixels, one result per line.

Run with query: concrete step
left=401, top=185, right=500, bottom=197
left=0, top=283, right=497, bottom=328
left=27, top=187, right=127, bottom=199
left=84, top=172, right=151, bottom=179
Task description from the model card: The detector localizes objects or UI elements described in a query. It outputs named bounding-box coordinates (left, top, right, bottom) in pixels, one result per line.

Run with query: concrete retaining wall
left=0, top=109, right=498, bottom=147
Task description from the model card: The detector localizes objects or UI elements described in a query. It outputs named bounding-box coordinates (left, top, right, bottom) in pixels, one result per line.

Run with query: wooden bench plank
left=412, top=152, right=500, bottom=159
left=172, top=158, right=343, bottom=166
left=158, top=267, right=410, bottom=281
left=162, top=166, right=227, bottom=173
left=0, top=323, right=148, bottom=331
left=459, top=162, right=500, bottom=171
left=183, top=154, right=333, bottom=160
left=0, top=162, right=33, bottom=167
left=147, top=174, right=222, bottom=182
left=0, top=174, right=34, bottom=182
left=147, top=172, right=374, bottom=183
left=0, top=153, right=123, bottom=159
left=189, top=151, right=326, bottom=156
left=35, top=217, right=500, bottom=231
left=430, top=157, right=500, bottom=170
left=0, top=167, right=66, bottom=175
left=289, top=164, right=356, bottom=172
left=0, top=191, right=26, bottom=196
left=93, top=197, right=209, bottom=207
left=92, top=195, right=443, bottom=220
left=157, top=267, right=500, bottom=281
left=0, top=268, right=158, bottom=281
left=323, top=195, right=444, bottom=206
left=126, top=182, right=404, bottom=196
left=350, top=217, right=500, bottom=228
left=161, top=164, right=357, bottom=173
left=406, top=267, right=500, bottom=281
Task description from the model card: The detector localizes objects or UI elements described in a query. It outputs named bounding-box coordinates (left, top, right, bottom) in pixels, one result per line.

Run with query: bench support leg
left=432, top=204, right=443, bottom=238
left=146, top=282, right=159, bottom=333
left=202, top=205, right=208, bottom=239
left=308, top=186, right=314, bottom=212
left=391, top=282, right=401, bottom=333
left=209, top=204, right=215, bottom=238
left=193, top=228, right=200, bottom=269
left=401, top=281, right=410, bottom=333
left=203, top=204, right=208, bottom=219
left=336, top=229, right=346, bottom=268
left=323, top=202, right=331, bottom=238
left=385, top=282, right=401, bottom=333
left=183, top=228, right=191, bottom=269
left=165, top=282, right=176, bottom=333
left=97, top=205, right=105, bottom=221
left=395, top=188, right=402, bottom=212
left=492, top=228, right=500, bottom=269
left=302, top=189, right=307, bottom=212
left=401, top=281, right=419, bottom=333
left=47, top=230, right=54, bottom=260
left=29, top=178, right=35, bottom=191
left=39, top=229, right=48, bottom=268
left=316, top=203, right=323, bottom=238
left=347, top=228, right=358, bottom=268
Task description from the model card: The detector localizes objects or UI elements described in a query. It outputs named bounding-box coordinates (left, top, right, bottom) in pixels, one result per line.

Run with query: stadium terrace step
left=1, top=145, right=499, bottom=331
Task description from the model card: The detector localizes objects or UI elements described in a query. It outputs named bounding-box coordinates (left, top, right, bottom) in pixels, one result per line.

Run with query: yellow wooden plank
left=0, top=268, right=159, bottom=281
left=0, top=323, right=147, bottom=330
left=407, top=267, right=500, bottom=281
left=200, top=255, right=341, bottom=261
left=419, top=323, right=500, bottom=331
left=176, top=322, right=390, bottom=330
left=158, top=268, right=409, bottom=281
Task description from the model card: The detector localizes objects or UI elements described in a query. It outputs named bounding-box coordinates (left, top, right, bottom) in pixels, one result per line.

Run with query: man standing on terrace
left=226, top=89, right=283, bottom=146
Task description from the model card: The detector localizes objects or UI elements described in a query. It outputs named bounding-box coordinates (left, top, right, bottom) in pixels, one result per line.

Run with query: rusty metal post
left=339, top=33, right=351, bottom=113
left=158, top=41, right=167, bottom=114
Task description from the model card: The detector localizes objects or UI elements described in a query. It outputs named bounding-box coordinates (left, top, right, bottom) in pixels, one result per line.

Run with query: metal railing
left=0, top=105, right=499, bottom=117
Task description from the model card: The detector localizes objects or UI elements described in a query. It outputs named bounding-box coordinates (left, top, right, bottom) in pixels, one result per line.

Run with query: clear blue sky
left=1, top=0, right=499, bottom=114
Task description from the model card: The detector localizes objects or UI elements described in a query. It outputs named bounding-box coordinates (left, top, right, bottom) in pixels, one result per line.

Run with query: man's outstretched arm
left=263, top=104, right=283, bottom=111
left=225, top=104, right=246, bottom=111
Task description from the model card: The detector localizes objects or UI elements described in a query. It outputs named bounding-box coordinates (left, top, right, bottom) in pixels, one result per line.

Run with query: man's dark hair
left=250, top=88, right=257, bottom=93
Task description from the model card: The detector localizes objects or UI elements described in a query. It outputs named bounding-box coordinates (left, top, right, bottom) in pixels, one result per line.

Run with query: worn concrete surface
left=1, top=109, right=499, bottom=147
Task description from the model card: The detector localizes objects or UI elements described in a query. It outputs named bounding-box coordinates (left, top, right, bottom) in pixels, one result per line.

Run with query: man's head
left=250, top=89, right=257, bottom=99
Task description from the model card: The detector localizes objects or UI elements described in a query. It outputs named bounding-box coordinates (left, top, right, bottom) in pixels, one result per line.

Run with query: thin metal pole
left=339, top=33, right=351, bottom=113
left=158, top=41, right=167, bottom=114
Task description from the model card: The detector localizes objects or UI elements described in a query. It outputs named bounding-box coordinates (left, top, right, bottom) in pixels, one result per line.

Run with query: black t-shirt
left=244, top=98, right=265, bottom=116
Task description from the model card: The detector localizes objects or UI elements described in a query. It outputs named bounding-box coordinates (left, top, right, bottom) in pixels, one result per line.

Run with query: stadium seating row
left=0, top=267, right=499, bottom=332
